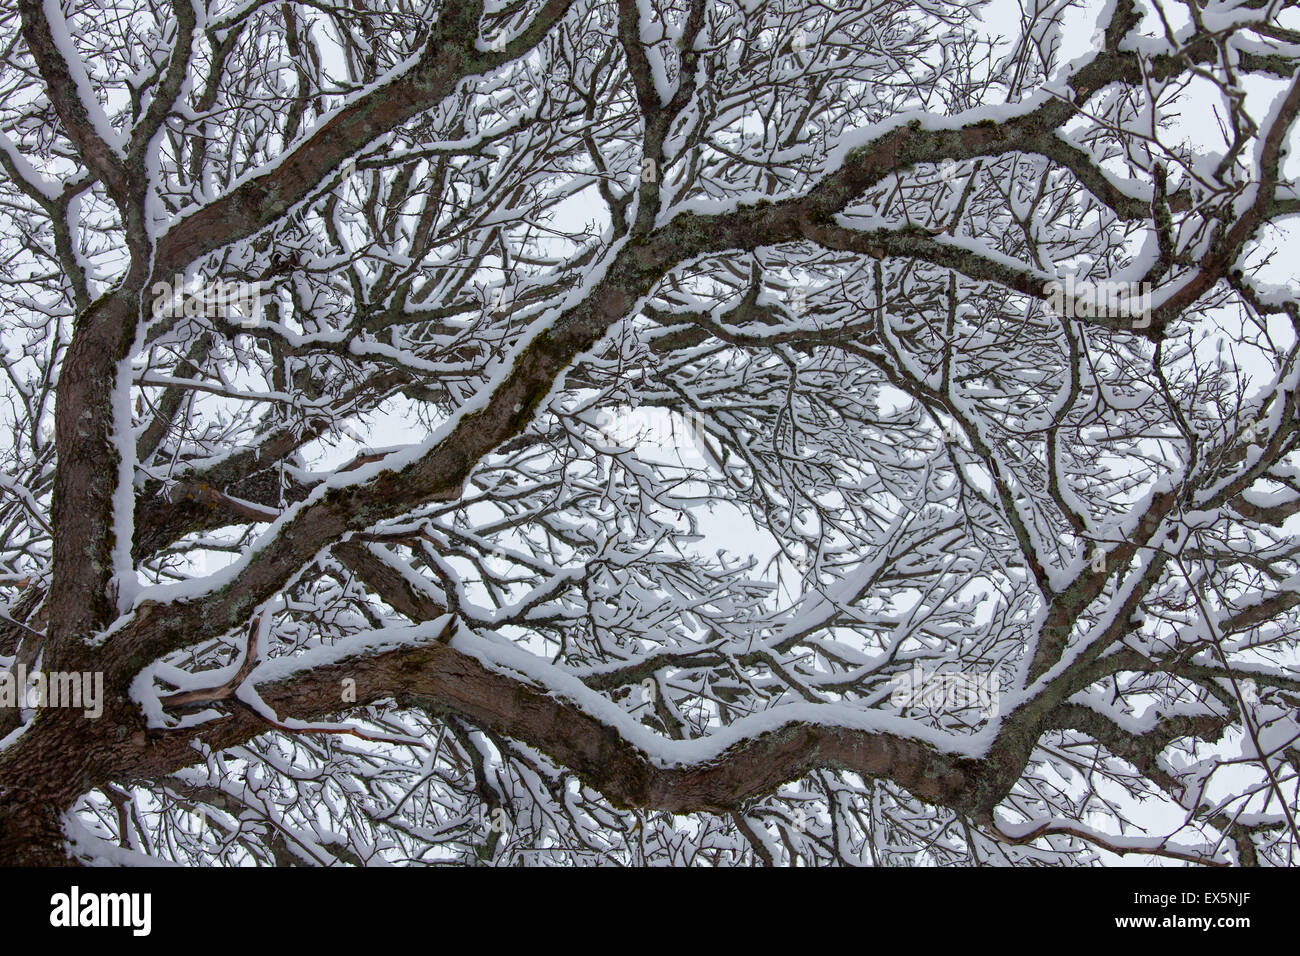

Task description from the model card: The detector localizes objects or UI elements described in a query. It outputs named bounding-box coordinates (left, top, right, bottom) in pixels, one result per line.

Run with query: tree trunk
left=0, top=794, right=76, bottom=866
left=0, top=709, right=113, bottom=866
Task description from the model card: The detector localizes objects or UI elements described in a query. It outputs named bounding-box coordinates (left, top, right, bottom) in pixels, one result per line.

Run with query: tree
left=0, top=0, right=1297, bottom=867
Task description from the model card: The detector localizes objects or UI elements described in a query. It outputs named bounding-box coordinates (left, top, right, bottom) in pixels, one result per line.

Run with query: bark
left=1, top=0, right=1294, bottom=866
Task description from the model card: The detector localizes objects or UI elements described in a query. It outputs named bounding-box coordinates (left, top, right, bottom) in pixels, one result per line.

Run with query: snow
left=110, top=324, right=146, bottom=615
left=636, top=0, right=675, bottom=107
left=42, top=0, right=126, bottom=153
left=445, top=622, right=997, bottom=765
left=65, top=814, right=178, bottom=866
left=2, top=0, right=1298, bottom=867
left=0, top=132, right=61, bottom=202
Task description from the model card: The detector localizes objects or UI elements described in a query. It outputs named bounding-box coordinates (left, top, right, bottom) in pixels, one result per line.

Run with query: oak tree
left=0, top=0, right=1298, bottom=865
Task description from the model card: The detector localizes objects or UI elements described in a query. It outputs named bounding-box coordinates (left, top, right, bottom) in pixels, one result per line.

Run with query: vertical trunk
left=0, top=795, right=76, bottom=866
left=3, top=290, right=147, bottom=864
left=46, top=291, right=141, bottom=672
left=0, top=709, right=118, bottom=866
